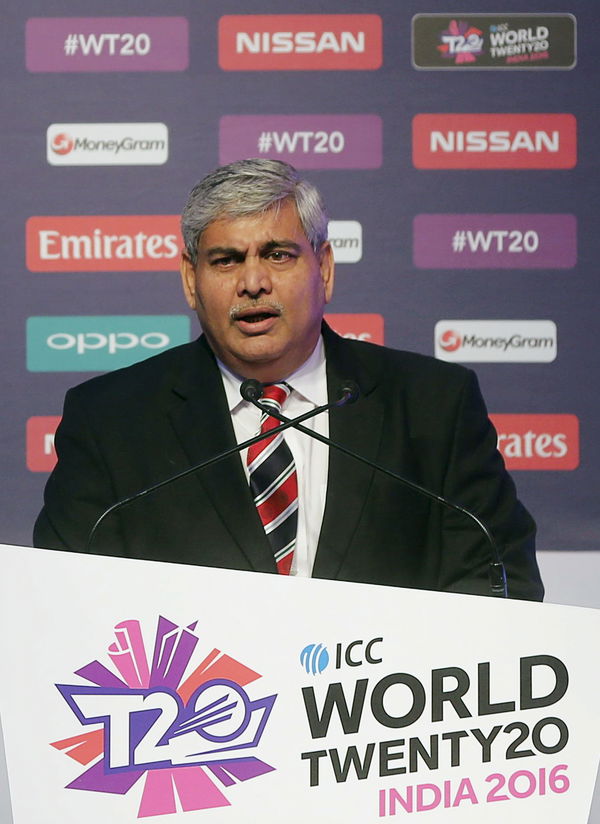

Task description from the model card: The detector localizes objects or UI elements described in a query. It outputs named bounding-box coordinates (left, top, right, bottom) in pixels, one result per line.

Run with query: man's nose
left=237, top=255, right=272, bottom=297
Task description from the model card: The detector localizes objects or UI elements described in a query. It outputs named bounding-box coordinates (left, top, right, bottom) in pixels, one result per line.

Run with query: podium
left=0, top=542, right=598, bottom=823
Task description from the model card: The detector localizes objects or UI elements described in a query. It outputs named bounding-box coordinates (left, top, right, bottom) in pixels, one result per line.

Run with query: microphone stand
left=242, top=379, right=508, bottom=598
left=85, top=385, right=356, bottom=553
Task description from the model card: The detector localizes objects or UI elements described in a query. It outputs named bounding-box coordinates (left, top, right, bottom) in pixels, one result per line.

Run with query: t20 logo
left=51, top=617, right=277, bottom=818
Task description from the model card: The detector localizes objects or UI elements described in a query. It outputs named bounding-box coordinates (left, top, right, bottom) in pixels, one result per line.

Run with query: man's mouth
left=231, top=304, right=282, bottom=332
left=239, top=311, right=276, bottom=323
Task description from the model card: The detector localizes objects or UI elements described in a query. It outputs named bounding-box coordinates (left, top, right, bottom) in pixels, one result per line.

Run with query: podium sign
left=0, top=543, right=598, bottom=823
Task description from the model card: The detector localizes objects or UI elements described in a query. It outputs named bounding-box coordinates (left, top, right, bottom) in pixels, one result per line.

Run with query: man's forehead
left=199, top=202, right=308, bottom=247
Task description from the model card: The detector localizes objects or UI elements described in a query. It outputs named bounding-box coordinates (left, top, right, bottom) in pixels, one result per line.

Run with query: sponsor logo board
left=412, top=14, right=576, bottom=69
left=414, top=214, right=576, bottom=269
left=27, top=315, right=190, bottom=372
left=26, top=17, right=189, bottom=72
left=219, top=14, right=382, bottom=71
left=220, top=115, right=382, bottom=169
left=26, top=215, right=181, bottom=272
left=412, top=114, right=576, bottom=169
left=491, top=413, right=579, bottom=470
left=26, top=416, right=61, bottom=472
left=435, top=321, right=557, bottom=362
left=324, top=313, right=384, bottom=345
left=328, top=221, right=362, bottom=263
left=47, top=123, right=168, bottom=165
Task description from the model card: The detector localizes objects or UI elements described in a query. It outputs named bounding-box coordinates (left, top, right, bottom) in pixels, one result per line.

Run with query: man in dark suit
left=34, top=159, right=543, bottom=600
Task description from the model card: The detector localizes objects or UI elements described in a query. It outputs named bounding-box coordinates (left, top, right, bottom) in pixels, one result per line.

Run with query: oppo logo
left=27, top=315, right=190, bottom=372
left=46, top=331, right=170, bottom=355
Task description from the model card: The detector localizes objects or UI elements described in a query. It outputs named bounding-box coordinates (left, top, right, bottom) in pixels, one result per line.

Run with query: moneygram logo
left=26, top=215, right=181, bottom=271
left=27, top=315, right=190, bottom=372
left=438, top=329, right=462, bottom=352
left=324, top=313, right=384, bottom=345
left=490, top=414, right=579, bottom=470
left=51, top=617, right=276, bottom=817
left=26, top=416, right=61, bottom=472
left=328, top=220, right=362, bottom=263
left=412, top=14, right=576, bottom=70
left=435, top=321, right=557, bottom=363
left=219, top=14, right=382, bottom=70
left=413, top=114, right=577, bottom=169
left=50, top=132, right=74, bottom=154
left=47, top=123, right=168, bottom=165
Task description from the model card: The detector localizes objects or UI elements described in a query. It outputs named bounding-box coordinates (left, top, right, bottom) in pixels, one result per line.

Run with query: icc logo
left=300, top=638, right=383, bottom=674
left=51, top=132, right=74, bottom=155
left=440, top=329, right=462, bottom=352
left=300, top=643, right=330, bottom=675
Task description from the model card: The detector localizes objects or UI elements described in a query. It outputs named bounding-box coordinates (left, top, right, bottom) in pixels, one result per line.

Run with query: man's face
left=180, top=200, right=334, bottom=382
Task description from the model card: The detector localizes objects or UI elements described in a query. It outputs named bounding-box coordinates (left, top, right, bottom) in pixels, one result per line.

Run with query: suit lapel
left=313, top=327, right=386, bottom=579
left=166, top=337, right=276, bottom=573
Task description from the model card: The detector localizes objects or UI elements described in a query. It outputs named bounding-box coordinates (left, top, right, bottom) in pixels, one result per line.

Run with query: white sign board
left=0, top=544, right=598, bottom=823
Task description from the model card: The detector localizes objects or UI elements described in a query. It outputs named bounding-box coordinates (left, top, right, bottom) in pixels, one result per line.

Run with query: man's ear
left=180, top=251, right=197, bottom=311
left=319, top=242, right=335, bottom=304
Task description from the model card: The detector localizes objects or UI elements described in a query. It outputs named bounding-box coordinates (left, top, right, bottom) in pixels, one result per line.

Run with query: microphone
left=245, top=383, right=508, bottom=598
left=85, top=381, right=357, bottom=554
left=240, top=378, right=359, bottom=407
left=239, top=379, right=264, bottom=403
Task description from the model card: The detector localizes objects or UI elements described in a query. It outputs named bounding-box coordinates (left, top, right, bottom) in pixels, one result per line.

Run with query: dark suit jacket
left=33, top=325, right=543, bottom=600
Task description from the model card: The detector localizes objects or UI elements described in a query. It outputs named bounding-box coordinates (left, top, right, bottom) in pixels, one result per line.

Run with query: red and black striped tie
left=247, top=383, right=298, bottom=575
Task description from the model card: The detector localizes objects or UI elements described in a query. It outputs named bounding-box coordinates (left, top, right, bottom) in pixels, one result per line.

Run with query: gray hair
left=181, top=158, right=329, bottom=265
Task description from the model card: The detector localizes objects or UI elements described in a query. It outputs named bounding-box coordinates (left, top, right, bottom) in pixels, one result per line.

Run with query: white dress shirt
left=218, top=338, right=329, bottom=577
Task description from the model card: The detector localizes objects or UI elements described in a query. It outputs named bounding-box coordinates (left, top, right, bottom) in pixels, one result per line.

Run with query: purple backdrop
left=2, top=0, right=598, bottom=561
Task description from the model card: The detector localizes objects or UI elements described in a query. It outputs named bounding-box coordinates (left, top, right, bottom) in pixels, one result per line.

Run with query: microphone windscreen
left=240, top=379, right=264, bottom=402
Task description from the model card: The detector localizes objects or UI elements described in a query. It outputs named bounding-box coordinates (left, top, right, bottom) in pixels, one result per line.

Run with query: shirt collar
left=218, top=336, right=327, bottom=412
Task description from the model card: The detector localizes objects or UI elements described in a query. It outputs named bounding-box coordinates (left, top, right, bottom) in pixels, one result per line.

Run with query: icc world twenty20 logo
left=51, top=617, right=277, bottom=817
left=438, top=20, right=483, bottom=64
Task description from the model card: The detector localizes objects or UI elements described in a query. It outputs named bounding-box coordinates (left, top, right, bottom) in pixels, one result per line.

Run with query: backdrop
left=2, top=1, right=598, bottom=572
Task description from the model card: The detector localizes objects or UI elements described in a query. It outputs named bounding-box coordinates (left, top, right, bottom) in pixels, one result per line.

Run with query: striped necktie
left=247, top=383, right=298, bottom=575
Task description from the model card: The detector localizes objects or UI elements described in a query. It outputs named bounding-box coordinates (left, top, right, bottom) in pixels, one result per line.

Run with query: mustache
left=229, top=301, right=284, bottom=320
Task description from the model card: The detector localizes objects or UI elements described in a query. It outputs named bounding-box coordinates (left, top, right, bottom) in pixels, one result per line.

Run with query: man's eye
left=267, top=250, right=294, bottom=262
left=212, top=256, right=235, bottom=267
